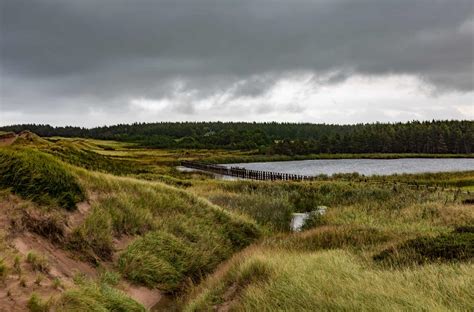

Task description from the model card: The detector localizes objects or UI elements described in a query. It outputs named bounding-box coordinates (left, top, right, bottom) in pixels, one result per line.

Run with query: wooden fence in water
left=181, top=160, right=312, bottom=181
left=180, top=161, right=473, bottom=197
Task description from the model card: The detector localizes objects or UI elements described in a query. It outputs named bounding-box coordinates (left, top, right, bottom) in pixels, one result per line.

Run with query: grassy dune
left=0, top=135, right=472, bottom=311
left=0, top=140, right=261, bottom=310
left=67, top=167, right=260, bottom=291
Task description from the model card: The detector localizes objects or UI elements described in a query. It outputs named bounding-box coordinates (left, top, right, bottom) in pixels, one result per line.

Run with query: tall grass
left=3, top=136, right=472, bottom=310
left=261, top=225, right=397, bottom=252
left=67, top=168, right=260, bottom=291
left=185, top=174, right=474, bottom=311
left=45, top=141, right=147, bottom=175
left=53, top=280, right=146, bottom=312
left=0, top=147, right=84, bottom=209
left=185, top=249, right=474, bottom=311
left=190, top=179, right=449, bottom=232
left=67, top=206, right=114, bottom=262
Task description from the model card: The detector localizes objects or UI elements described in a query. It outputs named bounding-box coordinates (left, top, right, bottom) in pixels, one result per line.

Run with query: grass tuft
left=27, top=293, right=50, bottom=312
left=26, top=251, right=50, bottom=273
left=53, top=281, right=146, bottom=312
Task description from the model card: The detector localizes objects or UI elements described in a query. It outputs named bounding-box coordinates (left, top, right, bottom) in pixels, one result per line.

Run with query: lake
left=222, top=158, right=474, bottom=176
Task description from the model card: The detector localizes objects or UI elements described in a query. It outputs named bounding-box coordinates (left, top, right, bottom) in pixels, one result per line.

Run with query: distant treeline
left=1, top=120, right=473, bottom=154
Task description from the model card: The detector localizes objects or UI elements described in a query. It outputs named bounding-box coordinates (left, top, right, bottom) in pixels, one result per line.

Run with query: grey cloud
left=0, top=0, right=473, bottom=118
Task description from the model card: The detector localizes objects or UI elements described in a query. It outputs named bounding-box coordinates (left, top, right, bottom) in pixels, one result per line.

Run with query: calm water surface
left=223, top=158, right=474, bottom=176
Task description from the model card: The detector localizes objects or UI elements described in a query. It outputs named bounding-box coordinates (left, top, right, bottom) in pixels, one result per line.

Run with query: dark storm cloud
left=0, top=0, right=473, bottom=116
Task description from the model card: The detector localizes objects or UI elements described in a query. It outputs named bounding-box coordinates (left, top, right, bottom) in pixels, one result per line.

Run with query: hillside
left=0, top=136, right=260, bottom=311
left=0, top=132, right=472, bottom=311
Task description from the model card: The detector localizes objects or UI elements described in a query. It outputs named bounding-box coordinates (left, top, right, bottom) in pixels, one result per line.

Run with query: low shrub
left=13, top=255, right=21, bottom=274
left=53, top=277, right=63, bottom=289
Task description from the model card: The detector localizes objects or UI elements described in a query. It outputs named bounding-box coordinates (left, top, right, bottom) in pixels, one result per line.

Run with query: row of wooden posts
left=180, top=161, right=472, bottom=196
left=181, top=160, right=313, bottom=181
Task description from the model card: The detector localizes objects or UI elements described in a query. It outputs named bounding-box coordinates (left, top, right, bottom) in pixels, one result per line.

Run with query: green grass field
left=0, top=133, right=472, bottom=311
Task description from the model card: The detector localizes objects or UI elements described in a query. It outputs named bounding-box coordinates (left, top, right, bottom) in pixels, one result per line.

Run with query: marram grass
left=0, top=147, right=84, bottom=209
left=185, top=249, right=474, bottom=311
left=67, top=167, right=261, bottom=291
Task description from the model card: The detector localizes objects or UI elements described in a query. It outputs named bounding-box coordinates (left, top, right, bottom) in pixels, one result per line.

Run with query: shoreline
left=202, top=152, right=474, bottom=165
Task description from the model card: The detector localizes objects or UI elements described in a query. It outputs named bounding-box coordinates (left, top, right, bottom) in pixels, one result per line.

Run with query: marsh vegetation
left=0, top=131, right=472, bottom=311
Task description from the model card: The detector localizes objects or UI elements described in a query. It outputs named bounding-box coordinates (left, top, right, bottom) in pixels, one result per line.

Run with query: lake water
left=222, top=158, right=474, bottom=176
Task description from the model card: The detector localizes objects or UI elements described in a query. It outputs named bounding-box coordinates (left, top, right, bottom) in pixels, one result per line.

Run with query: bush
left=0, top=148, right=84, bottom=209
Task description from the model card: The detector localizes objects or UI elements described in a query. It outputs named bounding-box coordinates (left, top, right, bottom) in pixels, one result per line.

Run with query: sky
left=0, top=0, right=473, bottom=127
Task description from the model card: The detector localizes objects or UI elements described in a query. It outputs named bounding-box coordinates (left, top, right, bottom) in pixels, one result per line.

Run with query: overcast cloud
left=1, top=0, right=473, bottom=126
